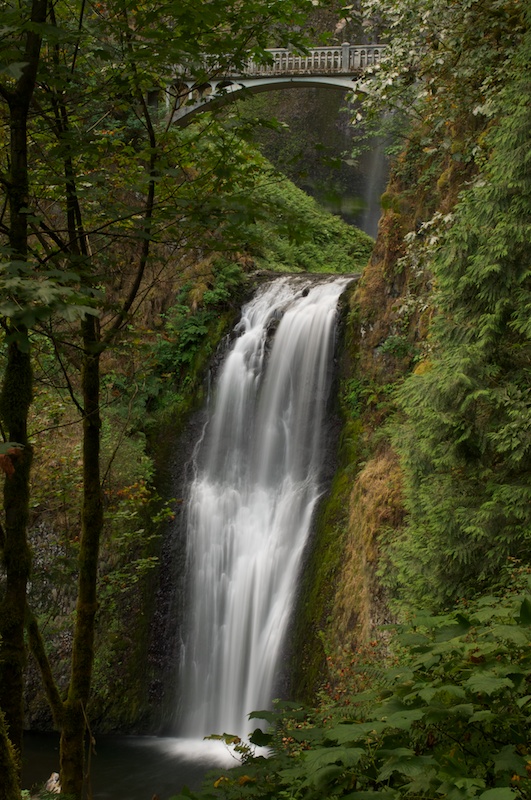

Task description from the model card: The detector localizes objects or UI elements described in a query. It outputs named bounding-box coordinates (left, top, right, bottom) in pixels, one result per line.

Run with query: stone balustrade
left=240, top=44, right=386, bottom=76
left=184, top=44, right=386, bottom=80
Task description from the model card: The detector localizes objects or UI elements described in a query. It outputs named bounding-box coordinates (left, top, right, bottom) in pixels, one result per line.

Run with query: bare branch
left=52, top=335, right=84, bottom=416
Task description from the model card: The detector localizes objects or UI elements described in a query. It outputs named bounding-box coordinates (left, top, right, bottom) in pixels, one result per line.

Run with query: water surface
left=24, top=732, right=233, bottom=799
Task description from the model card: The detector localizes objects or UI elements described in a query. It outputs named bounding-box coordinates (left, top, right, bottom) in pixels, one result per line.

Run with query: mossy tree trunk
left=60, top=315, right=103, bottom=797
left=0, top=0, right=47, bottom=782
left=0, top=337, right=32, bottom=764
left=0, top=711, right=20, bottom=800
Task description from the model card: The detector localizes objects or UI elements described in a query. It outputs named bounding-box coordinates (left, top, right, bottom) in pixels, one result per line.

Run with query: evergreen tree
left=393, top=13, right=531, bottom=607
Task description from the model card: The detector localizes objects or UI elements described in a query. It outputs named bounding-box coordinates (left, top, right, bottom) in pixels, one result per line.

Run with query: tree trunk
left=0, top=711, right=20, bottom=800
left=0, top=0, right=46, bottom=763
left=0, top=339, right=33, bottom=761
left=60, top=314, right=103, bottom=798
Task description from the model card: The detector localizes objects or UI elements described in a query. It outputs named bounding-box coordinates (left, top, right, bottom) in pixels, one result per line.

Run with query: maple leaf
left=0, top=447, right=22, bottom=478
left=0, top=453, right=15, bottom=478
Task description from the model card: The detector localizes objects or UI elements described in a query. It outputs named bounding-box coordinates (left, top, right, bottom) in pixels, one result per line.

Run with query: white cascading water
left=179, top=276, right=349, bottom=741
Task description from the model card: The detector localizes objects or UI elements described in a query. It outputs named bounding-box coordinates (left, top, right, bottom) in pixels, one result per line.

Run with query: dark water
left=23, top=732, right=233, bottom=800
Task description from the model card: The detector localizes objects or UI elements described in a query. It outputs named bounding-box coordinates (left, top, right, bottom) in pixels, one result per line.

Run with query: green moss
left=0, top=709, right=19, bottom=800
left=290, top=470, right=353, bottom=701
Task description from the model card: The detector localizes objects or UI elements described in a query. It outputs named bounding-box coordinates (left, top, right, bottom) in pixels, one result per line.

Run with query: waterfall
left=359, top=136, right=388, bottom=238
left=179, top=276, right=348, bottom=741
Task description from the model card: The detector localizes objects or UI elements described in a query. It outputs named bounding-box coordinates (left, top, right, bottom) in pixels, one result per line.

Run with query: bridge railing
left=181, top=44, right=386, bottom=80
left=241, top=44, right=386, bottom=76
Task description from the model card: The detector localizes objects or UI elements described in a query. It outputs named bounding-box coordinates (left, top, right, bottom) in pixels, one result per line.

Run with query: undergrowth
left=172, top=570, right=531, bottom=800
left=248, top=178, right=373, bottom=274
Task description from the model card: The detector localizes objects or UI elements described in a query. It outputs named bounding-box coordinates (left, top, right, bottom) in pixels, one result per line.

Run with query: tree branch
left=51, top=336, right=84, bottom=416
left=25, top=607, right=65, bottom=727
left=102, top=27, right=157, bottom=344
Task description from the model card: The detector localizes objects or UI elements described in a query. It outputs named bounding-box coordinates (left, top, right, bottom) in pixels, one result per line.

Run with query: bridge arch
left=168, top=43, right=384, bottom=125
left=170, top=75, right=370, bottom=125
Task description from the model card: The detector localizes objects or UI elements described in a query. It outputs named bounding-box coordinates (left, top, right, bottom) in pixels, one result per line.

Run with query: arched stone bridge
left=169, top=43, right=385, bottom=124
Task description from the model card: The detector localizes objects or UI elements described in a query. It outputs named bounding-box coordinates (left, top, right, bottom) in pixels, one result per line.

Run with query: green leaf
left=478, top=789, right=518, bottom=800
left=492, top=745, right=528, bottom=777
left=384, top=708, right=425, bottom=730
left=435, top=621, right=471, bottom=642
left=516, top=695, right=531, bottom=708
left=490, top=624, right=529, bottom=645
left=469, top=709, right=496, bottom=722
left=303, top=764, right=344, bottom=790
left=377, top=749, right=436, bottom=781
left=248, top=709, right=279, bottom=723
left=249, top=728, right=273, bottom=747
left=420, top=685, right=467, bottom=702
left=333, top=720, right=389, bottom=743
left=304, top=746, right=365, bottom=770
left=464, top=673, right=514, bottom=695
left=398, top=631, right=430, bottom=647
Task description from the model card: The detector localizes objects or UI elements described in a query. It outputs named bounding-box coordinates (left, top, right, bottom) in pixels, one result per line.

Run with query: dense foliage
left=2, top=0, right=529, bottom=797
left=174, top=573, right=531, bottom=800
left=248, top=177, right=373, bottom=273
left=391, top=18, right=531, bottom=607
